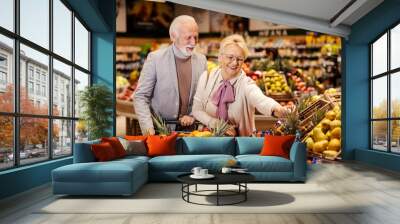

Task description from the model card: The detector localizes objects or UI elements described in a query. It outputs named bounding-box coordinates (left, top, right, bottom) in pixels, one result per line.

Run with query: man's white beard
left=178, top=45, right=195, bottom=57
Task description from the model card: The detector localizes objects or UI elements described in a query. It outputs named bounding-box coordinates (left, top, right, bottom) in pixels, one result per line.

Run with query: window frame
left=0, top=0, right=92, bottom=171
left=370, top=20, right=400, bottom=154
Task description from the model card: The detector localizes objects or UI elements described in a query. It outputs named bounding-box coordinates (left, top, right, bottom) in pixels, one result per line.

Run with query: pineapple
left=211, top=120, right=230, bottom=137
left=151, top=112, right=170, bottom=136
left=276, top=105, right=300, bottom=136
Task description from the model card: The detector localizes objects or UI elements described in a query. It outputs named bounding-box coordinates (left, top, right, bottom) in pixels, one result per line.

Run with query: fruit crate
left=324, top=92, right=341, bottom=105
left=298, top=98, right=332, bottom=122
left=298, top=98, right=335, bottom=140
left=263, top=73, right=292, bottom=99
left=307, top=150, right=342, bottom=161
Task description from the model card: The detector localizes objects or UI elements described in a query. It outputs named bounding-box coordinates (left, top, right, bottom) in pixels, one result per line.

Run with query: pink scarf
left=211, top=80, right=235, bottom=121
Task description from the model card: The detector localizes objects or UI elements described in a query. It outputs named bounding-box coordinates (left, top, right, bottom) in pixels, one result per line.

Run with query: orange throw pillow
left=260, top=135, right=296, bottom=159
left=146, top=133, right=178, bottom=157
left=125, top=135, right=148, bottom=141
left=91, top=142, right=117, bottom=162
left=101, top=137, right=126, bottom=158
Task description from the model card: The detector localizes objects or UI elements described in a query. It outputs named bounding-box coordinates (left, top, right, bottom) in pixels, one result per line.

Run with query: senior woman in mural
left=192, top=34, right=289, bottom=136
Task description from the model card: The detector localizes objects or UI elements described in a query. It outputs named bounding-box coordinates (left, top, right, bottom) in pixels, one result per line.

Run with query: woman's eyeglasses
left=223, top=54, right=245, bottom=63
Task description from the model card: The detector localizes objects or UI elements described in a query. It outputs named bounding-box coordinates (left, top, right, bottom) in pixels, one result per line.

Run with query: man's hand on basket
left=179, top=115, right=195, bottom=127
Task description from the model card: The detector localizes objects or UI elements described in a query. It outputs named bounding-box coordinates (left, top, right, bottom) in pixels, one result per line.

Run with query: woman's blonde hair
left=219, top=34, right=249, bottom=59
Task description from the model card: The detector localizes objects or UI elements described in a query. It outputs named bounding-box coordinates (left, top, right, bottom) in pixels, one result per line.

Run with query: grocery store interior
left=1, top=0, right=400, bottom=223
left=115, top=1, right=344, bottom=157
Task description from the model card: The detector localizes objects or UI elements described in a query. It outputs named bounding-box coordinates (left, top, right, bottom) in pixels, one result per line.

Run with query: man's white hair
left=169, top=15, right=197, bottom=40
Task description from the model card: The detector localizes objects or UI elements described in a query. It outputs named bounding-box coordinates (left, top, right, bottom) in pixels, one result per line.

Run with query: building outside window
left=54, top=89, right=58, bottom=103
left=35, top=70, right=40, bottom=81
left=41, top=73, right=46, bottom=83
left=42, top=85, right=46, bottom=97
left=0, top=54, right=7, bottom=67
left=0, top=71, right=7, bottom=91
left=28, top=66, right=34, bottom=80
left=0, top=71, right=6, bottom=84
left=0, top=54, right=7, bottom=90
left=28, top=81, right=34, bottom=94
left=35, top=83, right=40, bottom=95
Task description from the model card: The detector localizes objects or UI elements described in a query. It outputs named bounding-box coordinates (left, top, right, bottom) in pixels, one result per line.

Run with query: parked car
left=8, top=150, right=32, bottom=160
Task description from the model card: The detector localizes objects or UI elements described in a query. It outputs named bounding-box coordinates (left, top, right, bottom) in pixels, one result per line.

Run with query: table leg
left=245, top=183, right=247, bottom=201
left=217, top=184, right=219, bottom=206
left=187, top=184, right=190, bottom=202
left=195, top=184, right=197, bottom=192
left=181, top=184, right=183, bottom=199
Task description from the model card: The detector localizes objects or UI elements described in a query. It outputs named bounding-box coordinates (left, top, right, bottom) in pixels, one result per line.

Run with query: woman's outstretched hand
left=272, top=105, right=296, bottom=118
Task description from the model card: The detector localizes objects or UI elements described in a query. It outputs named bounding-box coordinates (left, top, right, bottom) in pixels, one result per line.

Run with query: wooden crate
left=298, top=98, right=332, bottom=123
left=307, top=150, right=342, bottom=161
left=298, top=98, right=335, bottom=140
left=324, top=92, right=341, bottom=105
left=263, top=73, right=292, bottom=98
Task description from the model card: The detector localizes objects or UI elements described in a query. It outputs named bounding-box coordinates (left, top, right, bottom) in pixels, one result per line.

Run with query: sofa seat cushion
left=53, top=159, right=147, bottom=183
left=149, top=154, right=235, bottom=172
left=117, top=155, right=150, bottom=163
left=236, top=155, right=293, bottom=172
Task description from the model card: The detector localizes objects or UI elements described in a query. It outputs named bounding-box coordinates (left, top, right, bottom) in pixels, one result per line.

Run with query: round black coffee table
left=177, top=173, right=255, bottom=206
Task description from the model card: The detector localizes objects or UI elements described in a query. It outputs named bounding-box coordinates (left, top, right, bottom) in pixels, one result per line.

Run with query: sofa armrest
left=289, top=141, right=307, bottom=181
left=73, top=140, right=100, bottom=163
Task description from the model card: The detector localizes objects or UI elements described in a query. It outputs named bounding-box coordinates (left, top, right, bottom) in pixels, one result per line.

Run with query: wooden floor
left=1, top=161, right=400, bottom=224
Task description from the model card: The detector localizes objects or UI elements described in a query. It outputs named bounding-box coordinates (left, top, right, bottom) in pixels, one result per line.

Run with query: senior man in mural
left=134, top=15, right=207, bottom=135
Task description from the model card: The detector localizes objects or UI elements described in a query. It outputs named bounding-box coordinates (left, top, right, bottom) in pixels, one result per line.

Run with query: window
left=0, top=71, right=6, bottom=85
left=0, top=0, right=91, bottom=170
left=0, top=0, right=14, bottom=32
left=20, top=117, right=49, bottom=165
left=28, top=81, right=34, bottom=94
left=42, top=85, right=46, bottom=97
left=371, top=23, right=400, bottom=154
left=0, top=53, right=8, bottom=90
left=74, top=69, right=89, bottom=119
left=0, top=54, right=7, bottom=67
left=53, top=0, right=72, bottom=60
left=36, top=83, right=40, bottom=95
left=75, top=18, right=89, bottom=70
left=0, top=71, right=7, bottom=92
left=0, top=116, right=13, bottom=170
left=0, top=35, right=13, bottom=113
left=35, top=70, right=41, bottom=81
left=53, top=59, right=72, bottom=117
left=28, top=67, right=34, bottom=80
left=20, top=0, right=49, bottom=49
left=53, top=119, right=72, bottom=158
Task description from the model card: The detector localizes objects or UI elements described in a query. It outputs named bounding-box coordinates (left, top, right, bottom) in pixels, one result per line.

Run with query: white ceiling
left=167, top=0, right=384, bottom=38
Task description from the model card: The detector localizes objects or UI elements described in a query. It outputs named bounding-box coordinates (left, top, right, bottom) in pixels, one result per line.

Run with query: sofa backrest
left=178, top=137, right=236, bottom=155
left=235, top=137, right=264, bottom=155
left=73, top=137, right=265, bottom=161
left=73, top=139, right=100, bottom=163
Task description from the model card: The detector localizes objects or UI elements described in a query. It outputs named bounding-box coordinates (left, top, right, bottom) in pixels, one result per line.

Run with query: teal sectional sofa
left=52, top=137, right=306, bottom=196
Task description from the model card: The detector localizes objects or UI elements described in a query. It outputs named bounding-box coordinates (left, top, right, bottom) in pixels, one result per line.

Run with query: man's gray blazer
left=133, top=45, right=207, bottom=134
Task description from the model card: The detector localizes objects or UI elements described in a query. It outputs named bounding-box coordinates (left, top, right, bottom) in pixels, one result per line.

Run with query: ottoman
left=52, top=157, right=148, bottom=196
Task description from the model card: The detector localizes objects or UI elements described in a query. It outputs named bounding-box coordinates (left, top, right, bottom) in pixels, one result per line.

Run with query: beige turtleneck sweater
left=173, top=45, right=192, bottom=116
